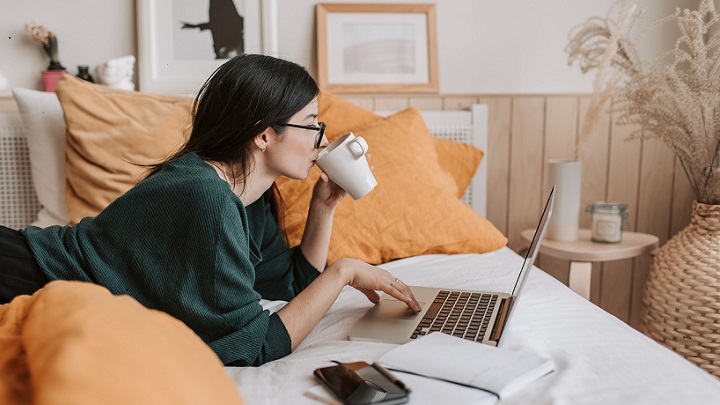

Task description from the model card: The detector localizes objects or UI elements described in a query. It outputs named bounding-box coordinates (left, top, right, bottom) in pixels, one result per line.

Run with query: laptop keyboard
left=410, top=290, right=498, bottom=342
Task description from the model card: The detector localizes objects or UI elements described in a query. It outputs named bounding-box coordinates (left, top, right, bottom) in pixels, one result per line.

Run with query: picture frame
left=316, top=3, right=438, bottom=94
left=137, top=0, right=278, bottom=95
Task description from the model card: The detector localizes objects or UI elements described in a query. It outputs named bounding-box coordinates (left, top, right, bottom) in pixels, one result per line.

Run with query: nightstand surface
left=520, top=229, right=659, bottom=262
left=520, top=229, right=659, bottom=300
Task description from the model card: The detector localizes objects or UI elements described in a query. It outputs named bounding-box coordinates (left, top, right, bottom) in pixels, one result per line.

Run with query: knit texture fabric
left=23, top=153, right=320, bottom=366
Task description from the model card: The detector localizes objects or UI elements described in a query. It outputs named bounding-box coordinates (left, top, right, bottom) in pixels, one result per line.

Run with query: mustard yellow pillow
left=0, top=295, right=34, bottom=404
left=433, top=138, right=484, bottom=198
left=21, top=281, right=244, bottom=405
left=55, top=75, right=192, bottom=224
left=277, top=108, right=507, bottom=265
left=319, top=91, right=483, bottom=198
left=319, top=91, right=382, bottom=140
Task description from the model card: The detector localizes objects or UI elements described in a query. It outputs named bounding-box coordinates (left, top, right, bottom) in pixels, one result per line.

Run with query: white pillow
left=12, top=88, right=69, bottom=227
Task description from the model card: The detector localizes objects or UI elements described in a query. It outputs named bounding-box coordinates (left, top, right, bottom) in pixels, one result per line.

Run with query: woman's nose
left=319, top=135, right=329, bottom=148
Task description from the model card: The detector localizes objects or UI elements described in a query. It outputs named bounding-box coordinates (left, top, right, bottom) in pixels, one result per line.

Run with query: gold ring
left=390, top=277, right=398, bottom=287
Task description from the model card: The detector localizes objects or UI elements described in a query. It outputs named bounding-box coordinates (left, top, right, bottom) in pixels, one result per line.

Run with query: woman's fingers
left=384, top=277, right=422, bottom=312
left=312, top=171, right=348, bottom=208
left=357, top=287, right=381, bottom=303
left=339, top=259, right=422, bottom=312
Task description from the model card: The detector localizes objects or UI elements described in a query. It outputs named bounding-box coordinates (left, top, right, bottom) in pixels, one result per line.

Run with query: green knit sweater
left=23, top=153, right=320, bottom=366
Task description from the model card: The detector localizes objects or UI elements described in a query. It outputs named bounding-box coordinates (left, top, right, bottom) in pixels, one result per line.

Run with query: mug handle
left=347, top=136, right=368, bottom=159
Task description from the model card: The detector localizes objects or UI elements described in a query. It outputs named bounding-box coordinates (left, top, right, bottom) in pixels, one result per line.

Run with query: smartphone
left=314, top=361, right=411, bottom=405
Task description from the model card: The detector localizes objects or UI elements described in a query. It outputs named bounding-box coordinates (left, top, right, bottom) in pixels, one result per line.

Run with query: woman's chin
left=280, top=163, right=315, bottom=181
left=285, top=170, right=311, bottom=181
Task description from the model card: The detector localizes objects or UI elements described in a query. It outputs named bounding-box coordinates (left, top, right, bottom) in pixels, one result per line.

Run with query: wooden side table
left=520, top=229, right=659, bottom=300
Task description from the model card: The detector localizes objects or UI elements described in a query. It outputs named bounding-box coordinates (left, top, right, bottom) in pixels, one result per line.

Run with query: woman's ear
left=254, top=130, right=270, bottom=152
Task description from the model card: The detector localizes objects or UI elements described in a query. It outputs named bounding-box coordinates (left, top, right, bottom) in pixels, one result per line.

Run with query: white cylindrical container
left=0, top=70, right=8, bottom=95
left=546, top=160, right=582, bottom=241
left=586, top=202, right=628, bottom=243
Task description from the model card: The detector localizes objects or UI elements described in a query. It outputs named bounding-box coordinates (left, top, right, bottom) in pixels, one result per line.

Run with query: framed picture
left=137, top=0, right=278, bottom=95
left=316, top=3, right=438, bottom=94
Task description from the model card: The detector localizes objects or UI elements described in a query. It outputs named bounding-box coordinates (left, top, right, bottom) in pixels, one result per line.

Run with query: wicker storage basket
left=641, top=201, right=720, bottom=377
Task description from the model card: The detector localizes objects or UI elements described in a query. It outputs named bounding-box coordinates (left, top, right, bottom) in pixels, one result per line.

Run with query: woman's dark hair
left=145, top=54, right=319, bottom=227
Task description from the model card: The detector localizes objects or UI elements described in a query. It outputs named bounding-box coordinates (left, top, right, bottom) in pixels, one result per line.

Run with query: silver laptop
left=348, top=186, right=555, bottom=346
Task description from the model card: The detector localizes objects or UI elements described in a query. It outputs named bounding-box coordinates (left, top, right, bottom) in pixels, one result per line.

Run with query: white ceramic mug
left=315, top=132, right=378, bottom=200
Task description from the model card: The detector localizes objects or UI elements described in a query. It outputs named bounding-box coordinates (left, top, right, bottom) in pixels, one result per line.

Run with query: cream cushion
left=11, top=88, right=69, bottom=227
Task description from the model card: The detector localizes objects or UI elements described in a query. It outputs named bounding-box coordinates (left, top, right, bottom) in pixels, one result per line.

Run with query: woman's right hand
left=278, top=257, right=421, bottom=350
left=328, top=258, right=422, bottom=312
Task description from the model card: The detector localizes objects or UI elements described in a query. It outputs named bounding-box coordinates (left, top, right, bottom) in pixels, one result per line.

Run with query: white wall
left=0, top=0, right=698, bottom=95
left=0, top=0, right=136, bottom=93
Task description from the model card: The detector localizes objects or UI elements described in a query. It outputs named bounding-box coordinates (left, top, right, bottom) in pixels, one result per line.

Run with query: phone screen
left=314, top=362, right=410, bottom=405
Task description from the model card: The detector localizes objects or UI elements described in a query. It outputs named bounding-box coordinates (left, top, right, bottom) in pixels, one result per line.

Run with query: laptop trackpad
left=369, top=300, right=425, bottom=321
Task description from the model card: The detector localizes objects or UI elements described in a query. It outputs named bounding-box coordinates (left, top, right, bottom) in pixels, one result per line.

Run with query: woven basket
left=641, top=201, right=720, bottom=377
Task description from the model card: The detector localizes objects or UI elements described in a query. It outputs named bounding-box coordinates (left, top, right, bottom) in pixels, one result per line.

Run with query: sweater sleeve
left=207, top=203, right=292, bottom=366
left=252, top=201, right=321, bottom=301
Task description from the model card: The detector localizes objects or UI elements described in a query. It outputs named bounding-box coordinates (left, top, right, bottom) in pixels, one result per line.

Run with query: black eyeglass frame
left=278, top=122, right=326, bottom=149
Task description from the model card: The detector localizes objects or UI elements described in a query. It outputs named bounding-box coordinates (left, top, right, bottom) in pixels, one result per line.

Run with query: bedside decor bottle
left=546, top=160, right=582, bottom=241
left=76, top=65, right=94, bottom=83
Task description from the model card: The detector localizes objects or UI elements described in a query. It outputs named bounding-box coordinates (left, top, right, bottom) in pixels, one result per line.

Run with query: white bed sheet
left=225, top=247, right=720, bottom=404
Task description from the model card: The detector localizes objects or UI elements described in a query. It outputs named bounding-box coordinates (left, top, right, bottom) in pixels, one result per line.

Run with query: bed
left=1, top=76, right=719, bottom=404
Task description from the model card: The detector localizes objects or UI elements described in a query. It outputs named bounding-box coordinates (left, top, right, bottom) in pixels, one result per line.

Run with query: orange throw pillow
left=55, top=75, right=192, bottom=224
left=0, top=295, right=34, bottom=404
left=318, top=91, right=483, bottom=198
left=433, top=138, right=484, bottom=198
left=318, top=91, right=382, bottom=140
left=277, top=108, right=507, bottom=265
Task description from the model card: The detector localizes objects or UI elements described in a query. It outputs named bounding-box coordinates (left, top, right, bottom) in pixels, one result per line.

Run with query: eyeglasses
left=279, top=121, right=326, bottom=149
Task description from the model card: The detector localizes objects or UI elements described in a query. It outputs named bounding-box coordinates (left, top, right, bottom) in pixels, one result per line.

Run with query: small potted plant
left=25, top=20, right=66, bottom=92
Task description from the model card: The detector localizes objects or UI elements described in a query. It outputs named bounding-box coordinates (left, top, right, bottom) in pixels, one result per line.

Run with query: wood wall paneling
left=409, top=96, right=444, bottom=110
left=671, top=157, right=695, bottom=236
left=577, top=96, right=611, bottom=230
left=539, top=96, right=579, bottom=286
left=507, top=97, right=546, bottom=251
left=478, top=96, right=512, bottom=236
left=373, top=96, right=411, bottom=111
left=0, top=97, right=18, bottom=113
left=601, top=111, right=643, bottom=324
left=443, top=96, right=478, bottom=111
left=636, top=140, right=675, bottom=244
left=631, top=139, right=676, bottom=327
left=607, top=111, right=642, bottom=230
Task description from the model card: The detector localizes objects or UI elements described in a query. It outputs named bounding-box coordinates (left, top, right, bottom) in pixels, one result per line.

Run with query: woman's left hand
left=310, top=153, right=372, bottom=211
left=311, top=171, right=347, bottom=210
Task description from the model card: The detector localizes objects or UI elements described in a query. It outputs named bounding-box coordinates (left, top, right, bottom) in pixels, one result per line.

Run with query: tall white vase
left=546, top=160, right=582, bottom=241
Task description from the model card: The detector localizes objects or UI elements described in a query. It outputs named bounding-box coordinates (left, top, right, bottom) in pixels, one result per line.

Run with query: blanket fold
left=0, top=281, right=244, bottom=405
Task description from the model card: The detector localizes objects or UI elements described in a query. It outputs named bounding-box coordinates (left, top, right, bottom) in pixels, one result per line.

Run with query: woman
left=0, top=54, right=421, bottom=366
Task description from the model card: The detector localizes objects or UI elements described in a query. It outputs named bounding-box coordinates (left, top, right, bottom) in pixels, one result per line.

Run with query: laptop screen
left=510, top=186, right=555, bottom=298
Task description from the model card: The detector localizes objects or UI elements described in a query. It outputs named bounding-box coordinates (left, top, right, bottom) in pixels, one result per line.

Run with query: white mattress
left=225, top=247, right=720, bottom=404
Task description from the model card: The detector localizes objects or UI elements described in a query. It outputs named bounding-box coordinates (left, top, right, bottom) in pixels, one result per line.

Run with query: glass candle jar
left=585, top=202, right=629, bottom=243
